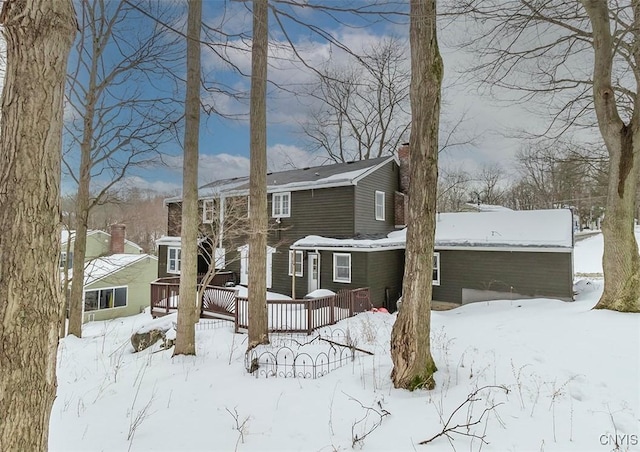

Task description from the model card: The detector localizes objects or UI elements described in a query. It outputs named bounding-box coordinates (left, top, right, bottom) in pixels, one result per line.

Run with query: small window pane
left=114, top=287, right=127, bottom=307
left=84, top=291, right=98, bottom=311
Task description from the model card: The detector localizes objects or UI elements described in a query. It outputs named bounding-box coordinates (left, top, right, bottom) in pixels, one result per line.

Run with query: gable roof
left=164, top=156, right=396, bottom=203
left=61, top=229, right=144, bottom=252
left=292, top=209, right=574, bottom=251
left=83, top=254, right=157, bottom=286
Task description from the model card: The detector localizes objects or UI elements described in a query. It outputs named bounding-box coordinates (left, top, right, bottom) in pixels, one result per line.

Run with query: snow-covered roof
left=83, top=254, right=157, bottom=286
left=293, top=209, right=574, bottom=251
left=164, top=156, right=396, bottom=203
left=61, top=229, right=143, bottom=252
left=463, top=203, right=513, bottom=212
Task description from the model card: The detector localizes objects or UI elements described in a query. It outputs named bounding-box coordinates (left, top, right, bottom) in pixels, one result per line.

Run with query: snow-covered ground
left=49, top=231, right=640, bottom=451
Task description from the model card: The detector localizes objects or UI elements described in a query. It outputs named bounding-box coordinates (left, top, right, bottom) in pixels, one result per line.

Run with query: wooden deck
left=150, top=278, right=372, bottom=335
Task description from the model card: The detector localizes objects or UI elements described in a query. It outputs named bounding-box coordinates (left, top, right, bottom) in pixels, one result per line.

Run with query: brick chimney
left=110, top=224, right=126, bottom=254
left=398, top=142, right=410, bottom=194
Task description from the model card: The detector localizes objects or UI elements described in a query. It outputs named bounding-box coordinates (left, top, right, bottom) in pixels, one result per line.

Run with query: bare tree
left=302, top=37, right=411, bottom=163
left=448, top=0, right=640, bottom=312
left=473, top=163, right=505, bottom=206
left=65, top=0, right=181, bottom=337
left=438, top=165, right=472, bottom=212
left=0, top=0, right=76, bottom=449
left=173, top=0, right=202, bottom=357
left=390, top=0, right=440, bottom=390
left=248, top=0, right=270, bottom=350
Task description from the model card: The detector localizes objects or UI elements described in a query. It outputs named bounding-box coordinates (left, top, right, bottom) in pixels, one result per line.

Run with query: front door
left=308, top=253, right=319, bottom=293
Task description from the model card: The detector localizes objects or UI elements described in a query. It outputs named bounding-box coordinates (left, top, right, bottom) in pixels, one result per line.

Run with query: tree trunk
left=67, top=189, right=90, bottom=337
left=390, top=0, right=441, bottom=390
left=582, top=0, right=640, bottom=312
left=173, top=0, right=202, bottom=356
left=247, top=0, right=270, bottom=350
left=0, top=0, right=76, bottom=449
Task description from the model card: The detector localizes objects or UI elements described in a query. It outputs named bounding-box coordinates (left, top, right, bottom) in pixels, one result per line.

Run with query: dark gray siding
left=366, top=250, right=404, bottom=309
left=270, top=249, right=308, bottom=298
left=354, top=160, right=399, bottom=235
left=304, top=250, right=403, bottom=308
left=268, top=186, right=356, bottom=245
left=432, top=249, right=574, bottom=303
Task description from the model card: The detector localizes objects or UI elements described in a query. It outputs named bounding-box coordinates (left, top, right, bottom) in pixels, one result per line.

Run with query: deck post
left=234, top=296, right=239, bottom=333
left=329, top=296, right=335, bottom=325
left=306, top=299, right=312, bottom=335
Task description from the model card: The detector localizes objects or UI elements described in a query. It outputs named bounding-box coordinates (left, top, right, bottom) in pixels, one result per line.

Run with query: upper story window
left=202, top=199, right=215, bottom=224
left=288, top=250, right=303, bottom=277
left=272, top=192, right=291, bottom=218
left=333, top=253, right=351, bottom=283
left=433, top=252, right=440, bottom=286
left=375, top=191, right=385, bottom=221
left=167, top=246, right=181, bottom=274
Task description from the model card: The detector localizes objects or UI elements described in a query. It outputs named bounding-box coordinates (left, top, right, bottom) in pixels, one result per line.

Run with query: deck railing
left=150, top=277, right=371, bottom=335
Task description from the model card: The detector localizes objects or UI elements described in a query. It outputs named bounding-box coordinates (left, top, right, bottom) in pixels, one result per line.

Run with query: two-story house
left=157, top=156, right=404, bottom=307
left=156, top=146, right=574, bottom=311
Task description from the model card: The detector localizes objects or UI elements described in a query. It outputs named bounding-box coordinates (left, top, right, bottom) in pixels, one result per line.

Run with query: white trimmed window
left=167, top=246, right=181, bottom=274
left=202, top=199, right=215, bottom=224
left=432, top=252, right=440, bottom=286
left=333, top=253, right=351, bottom=283
left=272, top=192, right=291, bottom=218
left=84, top=286, right=127, bottom=311
left=375, top=191, right=385, bottom=221
left=288, top=250, right=303, bottom=277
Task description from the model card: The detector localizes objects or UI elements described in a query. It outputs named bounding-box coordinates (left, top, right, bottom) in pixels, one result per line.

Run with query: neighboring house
left=157, top=145, right=574, bottom=309
left=60, top=226, right=143, bottom=269
left=293, top=209, right=575, bottom=306
left=82, top=253, right=158, bottom=322
left=460, top=203, right=513, bottom=213
left=62, top=224, right=156, bottom=322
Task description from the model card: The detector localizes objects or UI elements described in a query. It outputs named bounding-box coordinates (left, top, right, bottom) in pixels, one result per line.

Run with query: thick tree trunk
left=0, top=0, right=76, bottom=450
left=390, top=0, right=441, bottom=390
left=247, top=0, right=270, bottom=350
left=582, top=0, right=640, bottom=312
left=173, top=0, right=202, bottom=356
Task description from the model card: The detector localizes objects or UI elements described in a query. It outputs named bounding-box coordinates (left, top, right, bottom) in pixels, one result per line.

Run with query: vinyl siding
left=365, top=250, right=404, bottom=309
left=432, top=249, right=574, bottom=303
left=83, top=256, right=158, bottom=322
left=268, top=186, right=356, bottom=245
left=354, top=160, right=399, bottom=235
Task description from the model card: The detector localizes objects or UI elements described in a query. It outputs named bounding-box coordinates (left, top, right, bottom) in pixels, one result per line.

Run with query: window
left=202, top=199, right=215, bottom=224
left=432, top=252, right=440, bottom=286
left=84, top=287, right=127, bottom=311
left=288, top=250, right=303, bottom=277
left=60, top=251, right=73, bottom=270
left=167, top=246, right=181, bottom=274
left=272, top=192, right=291, bottom=218
left=375, top=191, right=385, bottom=221
left=333, top=253, right=351, bottom=283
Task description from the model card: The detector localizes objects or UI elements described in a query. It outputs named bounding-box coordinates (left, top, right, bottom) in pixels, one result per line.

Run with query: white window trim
left=202, top=199, right=215, bottom=224
left=375, top=191, right=385, bottom=221
left=83, top=286, right=128, bottom=311
left=167, top=246, right=181, bottom=274
left=288, top=250, right=303, bottom=277
left=433, top=252, right=440, bottom=286
left=333, top=252, right=351, bottom=283
left=272, top=192, right=291, bottom=218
